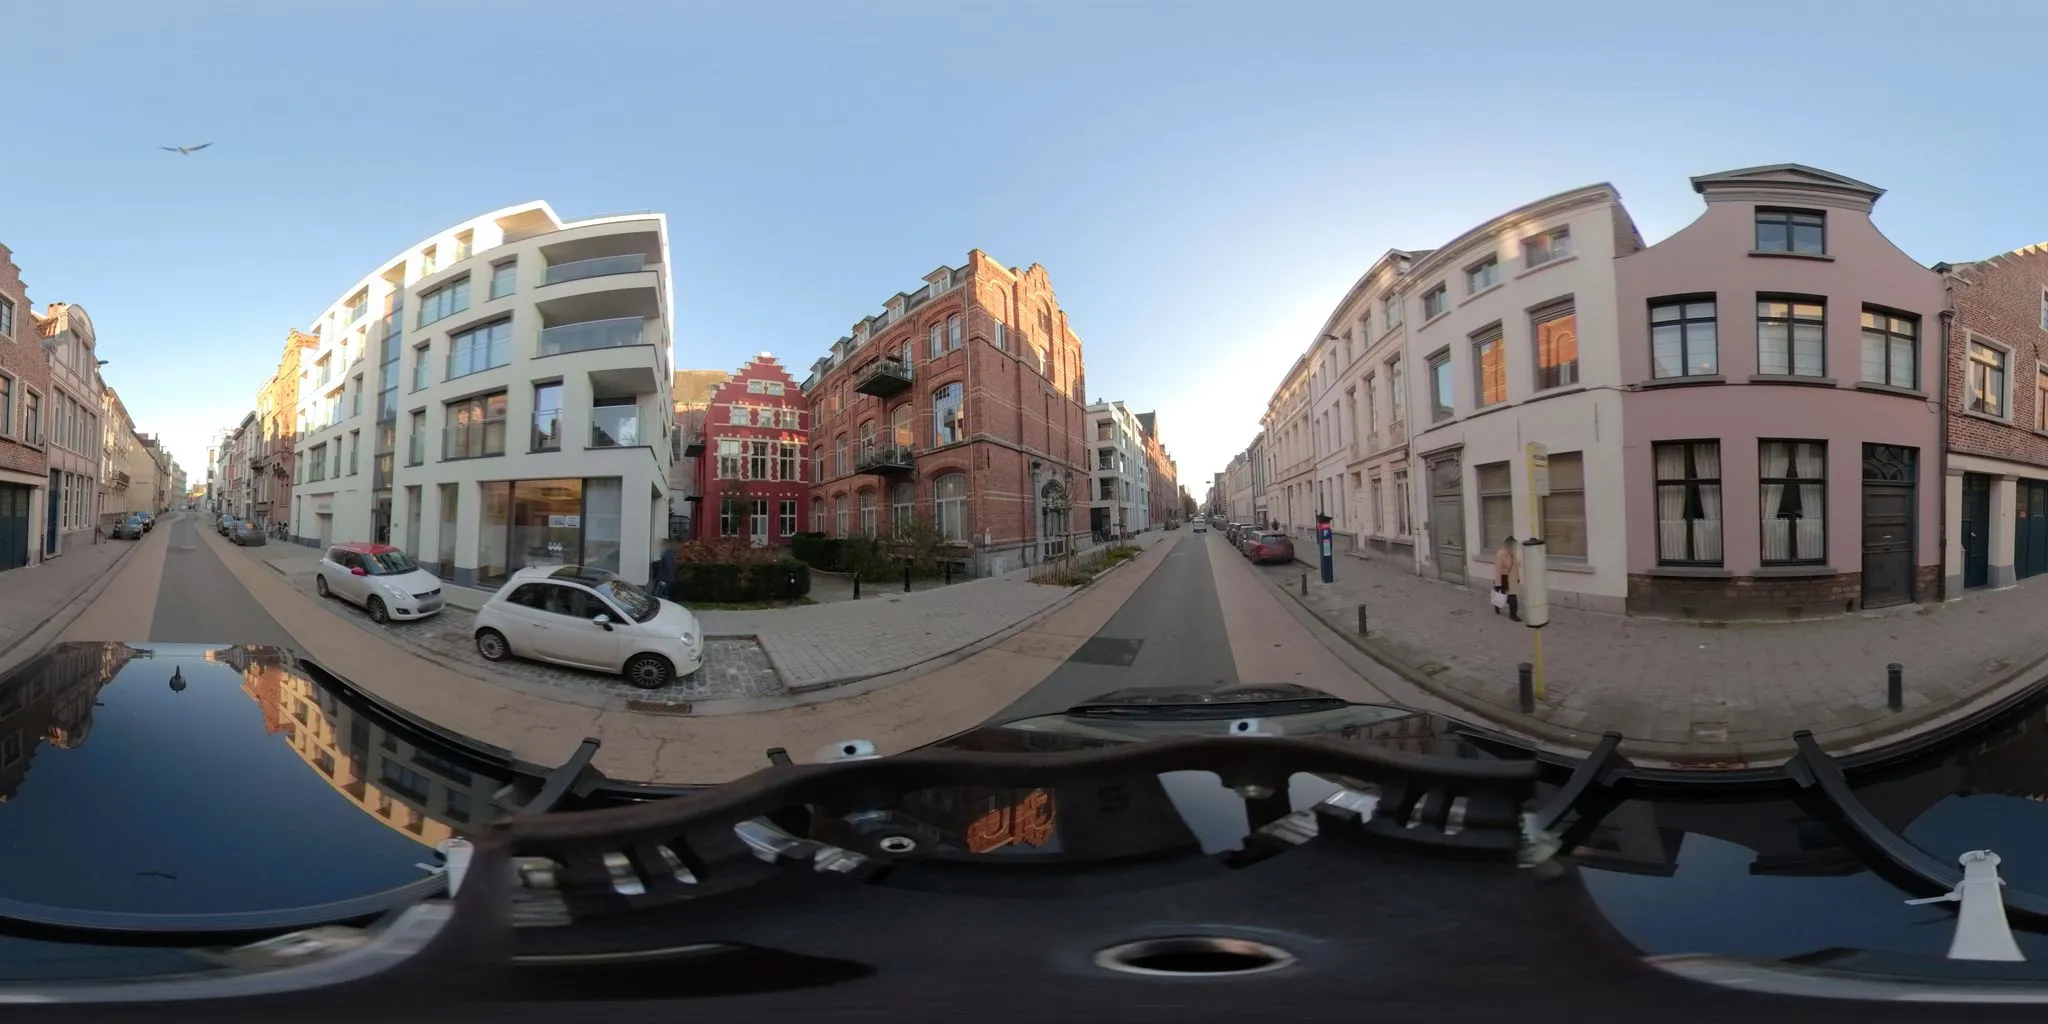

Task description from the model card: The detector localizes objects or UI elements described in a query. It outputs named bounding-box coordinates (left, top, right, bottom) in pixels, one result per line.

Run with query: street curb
left=1270, top=568, right=2048, bottom=766
left=228, top=530, right=1172, bottom=715
left=0, top=532, right=151, bottom=678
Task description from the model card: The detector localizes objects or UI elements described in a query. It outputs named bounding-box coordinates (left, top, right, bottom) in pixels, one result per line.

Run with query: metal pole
left=1519, top=662, right=1535, bottom=713
left=1887, top=663, right=1903, bottom=711
left=1356, top=604, right=1368, bottom=636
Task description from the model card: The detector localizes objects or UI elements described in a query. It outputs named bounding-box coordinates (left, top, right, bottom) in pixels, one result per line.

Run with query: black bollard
left=853, top=571, right=861, bottom=600
left=1518, top=663, right=1535, bottom=713
left=944, top=560, right=953, bottom=585
left=1300, top=573, right=1309, bottom=596
left=1356, top=604, right=1368, bottom=637
left=904, top=562, right=912, bottom=593
left=786, top=569, right=798, bottom=606
left=1887, top=663, right=1903, bottom=711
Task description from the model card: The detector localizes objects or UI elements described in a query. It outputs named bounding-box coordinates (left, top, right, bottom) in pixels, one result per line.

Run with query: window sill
left=1417, top=308, right=1453, bottom=332
left=1514, top=254, right=1578, bottom=280
left=1964, top=408, right=2015, bottom=428
left=1747, top=249, right=1834, bottom=262
left=1546, top=558, right=1596, bottom=574
left=1754, top=564, right=1838, bottom=578
left=1855, top=381, right=1927, bottom=400
left=1637, top=374, right=1726, bottom=390
left=1525, top=383, right=1587, bottom=405
left=439, top=452, right=506, bottom=463
left=1747, top=374, right=1837, bottom=388
left=1458, top=281, right=1506, bottom=307
left=1645, top=565, right=1731, bottom=578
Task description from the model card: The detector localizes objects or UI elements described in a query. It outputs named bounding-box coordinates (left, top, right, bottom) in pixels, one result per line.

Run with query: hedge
left=673, top=560, right=812, bottom=603
left=789, top=532, right=843, bottom=571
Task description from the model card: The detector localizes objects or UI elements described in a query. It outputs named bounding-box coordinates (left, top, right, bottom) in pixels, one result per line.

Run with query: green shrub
left=672, top=559, right=811, bottom=603
left=789, top=532, right=842, bottom=571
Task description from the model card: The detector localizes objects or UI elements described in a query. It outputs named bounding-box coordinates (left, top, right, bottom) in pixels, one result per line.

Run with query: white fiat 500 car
left=315, top=543, right=446, bottom=624
left=472, top=565, right=702, bottom=689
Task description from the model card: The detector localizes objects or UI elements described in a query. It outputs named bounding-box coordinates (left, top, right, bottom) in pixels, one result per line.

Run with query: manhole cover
left=626, top=699, right=695, bottom=715
left=1070, top=637, right=1143, bottom=667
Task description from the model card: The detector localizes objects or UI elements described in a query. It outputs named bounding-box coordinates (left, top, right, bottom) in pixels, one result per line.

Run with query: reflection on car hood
left=0, top=642, right=523, bottom=923
left=883, top=689, right=1510, bottom=857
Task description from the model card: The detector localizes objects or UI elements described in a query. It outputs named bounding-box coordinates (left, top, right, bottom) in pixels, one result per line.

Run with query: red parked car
left=1242, top=530, right=1294, bottom=564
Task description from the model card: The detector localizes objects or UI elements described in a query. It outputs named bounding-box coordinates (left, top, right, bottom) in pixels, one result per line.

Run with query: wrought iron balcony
left=682, top=429, right=705, bottom=458
left=853, top=358, right=913, bottom=398
left=855, top=443, right=915, bottom=475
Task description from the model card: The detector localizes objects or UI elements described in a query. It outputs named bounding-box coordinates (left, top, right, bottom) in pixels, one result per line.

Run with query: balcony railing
left=590, top=407, right=643, bottom=448
left=682, top=428, right=705, bottom=457
left=543, top=253, right=648, bottom=286
left=855, top=443, right=915, bottom=475
left=539, top=316, right=646, bottom=357
left=853, top=357, right=913, bottom=398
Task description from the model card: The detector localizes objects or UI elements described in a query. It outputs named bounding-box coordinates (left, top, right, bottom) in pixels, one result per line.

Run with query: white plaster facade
left=1318, top=250, right=1424, bottom=557
left=1262, top=357, right=1313, bottom=533
left=291, top=201, right=674, bottom=587
left=1401, top=184, right=1643, bottom=613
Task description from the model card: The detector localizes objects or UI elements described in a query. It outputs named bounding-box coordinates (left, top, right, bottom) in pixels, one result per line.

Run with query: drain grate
left=1070, top=637, right=1143, bottom=667
left=625, top=699, right=694, bottom=716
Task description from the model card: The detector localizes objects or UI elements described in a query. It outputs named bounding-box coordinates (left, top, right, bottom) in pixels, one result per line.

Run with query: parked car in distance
left=473, top=565, right=703, bottom=690
left=315, top=542, right=445, bottom=624
left=113, top=515, right=145, bottom=540
left=1243, top=530, right=1295, bottom=564
left=230, top=522, right=268, bottom=546
left=217, top=517, right=240, bottom=537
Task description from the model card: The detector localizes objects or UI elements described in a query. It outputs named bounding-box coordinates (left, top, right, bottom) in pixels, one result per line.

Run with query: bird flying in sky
left=159, top=143, right=212, bottom=155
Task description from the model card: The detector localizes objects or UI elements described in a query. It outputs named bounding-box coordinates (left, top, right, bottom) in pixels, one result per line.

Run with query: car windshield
left=595, top=578, right=660, bottom=623
left=362, top=551, right=418, bottom=575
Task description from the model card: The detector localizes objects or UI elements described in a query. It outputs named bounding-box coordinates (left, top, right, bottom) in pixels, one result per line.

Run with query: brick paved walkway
left=0, top=533, right=138, bottom=664
left=1249, top=539, right=2048, bottom=761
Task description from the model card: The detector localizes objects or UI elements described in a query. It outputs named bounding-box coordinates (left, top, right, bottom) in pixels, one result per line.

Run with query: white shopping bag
left=1490, top=588, right=1509, bottom=611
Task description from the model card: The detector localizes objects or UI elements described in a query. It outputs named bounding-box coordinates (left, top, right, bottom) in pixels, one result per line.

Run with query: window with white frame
left=934, top=473, right=966, bottom=542
left=728, top=404, right=749, bottom=426
left=780, top=500, right=797, bottom=537
left=1473, top=329, right=1506, bottom=407
left=0, top=296, right=13, bottom=337
left=810, top=497, right=824, bottom=533
left=834, top=494, right=848, bottom=538
left=1760, top=440, right=1826, bottom=566
left=750, top=499, right=770, bottom=541
left=891, top=481, right=914, bottom=532
left=1533, top=301, right=1578, bottom=390
left=859, top=490, right=876, bottom=536
left=1383, top=294, right=1402, bottom=328
left=1476, top=462, right=1514, bottom=552
left=2039, top=367, right=2048, bottom=432
left=716, top=439, right=742, bottom=479
left=1969, top=337, right=2009, bottom=418
left=1428, top=351, right=1454, bottom=421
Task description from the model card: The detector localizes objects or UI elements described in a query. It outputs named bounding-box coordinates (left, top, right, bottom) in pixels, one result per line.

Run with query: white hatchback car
left=472, top=565, right=703, bottom=689
left=315, top=543, right=446, bottom=623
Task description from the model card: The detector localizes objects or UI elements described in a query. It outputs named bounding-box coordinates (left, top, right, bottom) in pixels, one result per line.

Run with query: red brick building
left=1936, top=246, right=2048, bottom=597
left=0, top=243, right=48, bottom=574
left=801, top=250, right=1090, bottom=575
left=695, top=356, right=808, bottom=545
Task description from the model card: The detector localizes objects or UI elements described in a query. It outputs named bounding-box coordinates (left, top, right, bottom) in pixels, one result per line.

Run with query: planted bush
left=668, top=539, right=810, bottom=603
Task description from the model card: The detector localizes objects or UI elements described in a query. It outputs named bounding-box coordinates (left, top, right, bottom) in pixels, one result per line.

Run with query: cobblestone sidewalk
left=1253, top=542, right=2048, bottom=761
left=0, top=533, right=139, bottom=663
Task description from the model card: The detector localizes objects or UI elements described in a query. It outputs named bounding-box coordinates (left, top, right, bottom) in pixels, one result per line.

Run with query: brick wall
left=1946, top=249, right=2048, bottom=467
left=1626, top=563, right=1943, bottom=619
left=806, top=252, right=1091, bottom=568
left=0, top=243, right=49, bottom=480
left=699, top=356, right=809, bottom=543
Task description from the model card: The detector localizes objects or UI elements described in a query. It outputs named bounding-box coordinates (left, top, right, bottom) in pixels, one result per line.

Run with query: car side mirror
left=350, top=566, right=367, bottom=577
left=592, top=614, right=613, bottom=631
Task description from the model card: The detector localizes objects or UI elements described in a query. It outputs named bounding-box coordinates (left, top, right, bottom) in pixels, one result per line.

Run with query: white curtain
left=1795, top=442, right=1825, bottom=560
left=1695, top=443, right=1723, bottom=562
left=1656, top=444, right=1687, bottom=560
left=1760, top=442, right=1790, bottom=563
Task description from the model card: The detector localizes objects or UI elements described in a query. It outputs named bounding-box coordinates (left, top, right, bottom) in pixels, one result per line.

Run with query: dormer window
left=1755, top=208, right=1825, bottom=255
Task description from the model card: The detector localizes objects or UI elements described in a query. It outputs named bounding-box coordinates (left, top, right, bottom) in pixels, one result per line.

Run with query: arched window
left=933, top=473, right=967, bottom=543
left=859, top=489, right=877, bottom=536
left=891, top=481, right=915, bottom=534
left=890, top=403, right=913, bottom=449
left=834, top=494, right=849, bottom=538
left=810, top=496, right=824, bottom=533
left=932, top=383, right=964, bottom=447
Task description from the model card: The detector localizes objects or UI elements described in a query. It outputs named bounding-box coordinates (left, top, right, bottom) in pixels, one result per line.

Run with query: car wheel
left=367, top=597, right=389, bottom=624
left=623, top=652, right=674, bottom=690
left=475, top=629, right=510, bottom=662
left=316, top=576, right=330, bottom=597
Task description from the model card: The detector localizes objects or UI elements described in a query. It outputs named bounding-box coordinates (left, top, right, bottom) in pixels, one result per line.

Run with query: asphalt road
left=986, top=533, right=1240, bottom=723
left=149, top=513, right=295, bottom=647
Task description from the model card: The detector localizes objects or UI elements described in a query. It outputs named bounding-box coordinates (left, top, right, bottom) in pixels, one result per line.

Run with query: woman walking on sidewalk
left=1493, top=537, right=1522, bottom=622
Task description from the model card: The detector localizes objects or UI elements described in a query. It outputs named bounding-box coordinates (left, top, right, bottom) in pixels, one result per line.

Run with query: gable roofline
left=1689, top=163, right=1884, bottom=202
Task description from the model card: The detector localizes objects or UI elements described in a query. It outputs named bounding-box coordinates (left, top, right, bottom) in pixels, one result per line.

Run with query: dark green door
left=0, top=484, right=30, bottom=573
left=2019, top=481, right=2048, bottom=580
left=1962, top=473, right=1990, bottom=590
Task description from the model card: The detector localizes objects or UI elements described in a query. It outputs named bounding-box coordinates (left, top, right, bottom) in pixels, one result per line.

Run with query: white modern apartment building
left=291, top=201, right=675, bottom=588
left=1402, top=184, right=1643, bottom=612
left=1084, top=400, right=1153, bottom=537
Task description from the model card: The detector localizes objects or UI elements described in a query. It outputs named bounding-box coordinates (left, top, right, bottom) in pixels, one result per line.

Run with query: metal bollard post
left=944, top=561, right=953, bottom=585
left=786, top=569, right=798, bottom=606
left=1356, top=604, right=1368, bottom=637
left=1887, top=663, right=1903, bottom=711
left=904, top=563, right=913, bottom=593
left=853, top=571, right=861, bottom=600
left=1518, top=663, right=1535, bottom=713
left=1300, top=573, right=1309, bottom=596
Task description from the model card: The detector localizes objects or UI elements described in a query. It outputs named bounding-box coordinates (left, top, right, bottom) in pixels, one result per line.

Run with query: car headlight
left=680, top=631, right=697, bottom=647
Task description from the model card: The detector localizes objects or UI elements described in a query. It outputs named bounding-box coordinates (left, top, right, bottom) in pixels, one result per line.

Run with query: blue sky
left=2, top=1, right=2043, bottom=487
